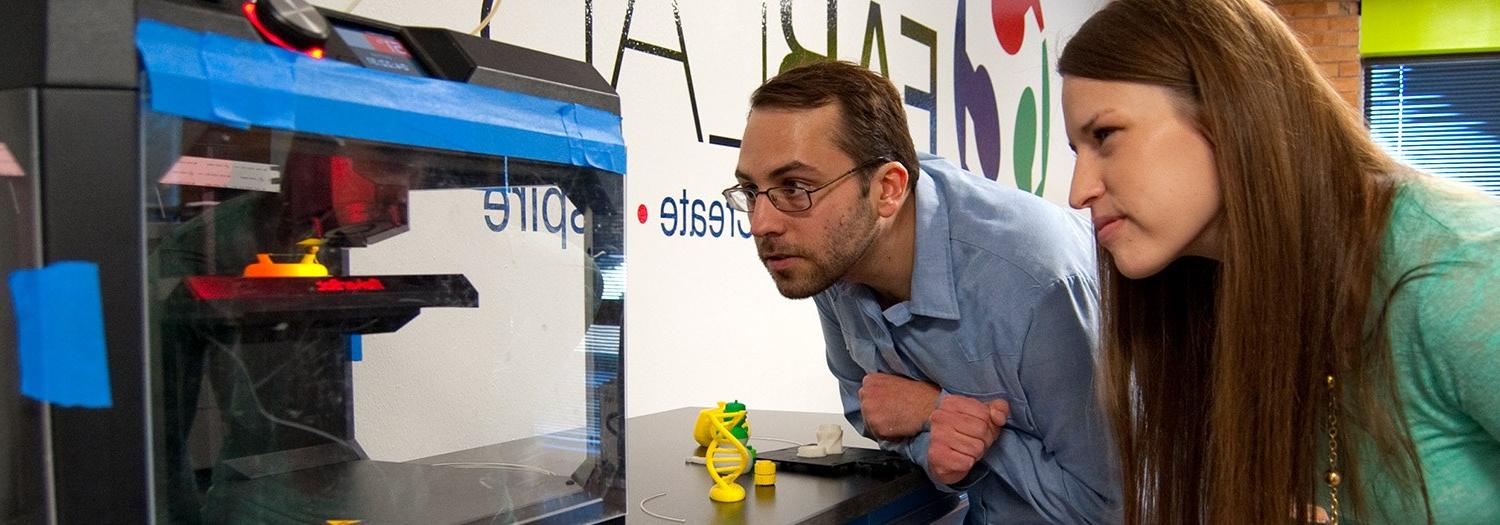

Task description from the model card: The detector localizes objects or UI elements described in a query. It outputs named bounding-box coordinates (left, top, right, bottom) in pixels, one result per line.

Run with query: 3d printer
left=1, top=1, right=625, bottom=523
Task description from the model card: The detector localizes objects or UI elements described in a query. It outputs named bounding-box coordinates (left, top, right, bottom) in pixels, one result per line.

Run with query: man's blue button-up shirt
left=814, top=154, right=1120, bottom=523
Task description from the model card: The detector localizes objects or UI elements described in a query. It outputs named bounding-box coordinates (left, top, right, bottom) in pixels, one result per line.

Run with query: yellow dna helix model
left=694, top=401, right=756, bottom=502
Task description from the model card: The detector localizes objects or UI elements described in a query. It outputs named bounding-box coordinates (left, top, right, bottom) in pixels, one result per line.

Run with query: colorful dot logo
left=992, top=0, right=1045, bottom=55
left=637, top=204, right=648, bottom=224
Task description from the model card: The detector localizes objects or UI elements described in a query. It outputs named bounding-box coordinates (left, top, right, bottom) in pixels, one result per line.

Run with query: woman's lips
left=1094, top=216, right=1125, bottom=243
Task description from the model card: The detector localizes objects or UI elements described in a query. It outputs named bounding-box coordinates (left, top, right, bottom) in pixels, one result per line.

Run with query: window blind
left=1366, top=56, right=1500, bottom=196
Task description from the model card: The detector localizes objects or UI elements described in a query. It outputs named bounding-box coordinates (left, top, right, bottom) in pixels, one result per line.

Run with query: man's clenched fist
left=927, top=395, right=1010, bottom=485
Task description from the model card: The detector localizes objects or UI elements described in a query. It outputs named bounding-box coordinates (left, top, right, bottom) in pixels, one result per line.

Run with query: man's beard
left=756, top=199, right=880, bottom=299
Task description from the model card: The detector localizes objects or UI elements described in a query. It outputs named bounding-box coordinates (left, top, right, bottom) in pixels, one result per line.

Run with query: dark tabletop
left=624, top=407, right=956, bottom=525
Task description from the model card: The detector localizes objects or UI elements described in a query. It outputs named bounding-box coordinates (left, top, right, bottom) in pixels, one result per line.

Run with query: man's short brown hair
left=750, top=61, right=919, bottom=189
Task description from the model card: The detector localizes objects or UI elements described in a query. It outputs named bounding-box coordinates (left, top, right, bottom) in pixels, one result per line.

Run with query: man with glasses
left=729, top=61, right=1118, bottom=523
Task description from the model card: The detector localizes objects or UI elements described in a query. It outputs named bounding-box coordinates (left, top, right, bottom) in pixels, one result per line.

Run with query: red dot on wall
left=637, top=204, right=648, bottom=224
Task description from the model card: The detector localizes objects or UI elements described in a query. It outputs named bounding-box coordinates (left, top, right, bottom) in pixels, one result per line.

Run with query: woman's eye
left=1093, top=127, right=1118, bottom=144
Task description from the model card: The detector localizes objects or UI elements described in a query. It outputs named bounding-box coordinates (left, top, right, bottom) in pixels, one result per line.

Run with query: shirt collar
left=904, top=160, right=961, bottom=320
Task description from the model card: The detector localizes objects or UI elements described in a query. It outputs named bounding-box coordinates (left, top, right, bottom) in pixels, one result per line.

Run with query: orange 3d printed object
left=242, top=239, right=330, bottom=278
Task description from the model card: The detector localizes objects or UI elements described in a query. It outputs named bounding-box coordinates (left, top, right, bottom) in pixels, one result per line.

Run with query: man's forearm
left=980, top=428, right=1121, bottom=524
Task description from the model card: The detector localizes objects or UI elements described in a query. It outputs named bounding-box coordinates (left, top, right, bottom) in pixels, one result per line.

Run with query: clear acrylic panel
left=0, top=89, right=47, bottom=525
left=143, top=108, right=625, bottom=524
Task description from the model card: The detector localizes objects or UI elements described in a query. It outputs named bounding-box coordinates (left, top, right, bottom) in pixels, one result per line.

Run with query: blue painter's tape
left=7, top=262, right=112, bottom=408
left=348, top=335, right=362, bottom=362
left=135, top=20, right=627, bottom=174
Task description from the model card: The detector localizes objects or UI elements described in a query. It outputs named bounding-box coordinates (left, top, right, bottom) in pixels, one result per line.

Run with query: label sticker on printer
left=0, top=142, right=24, bottom=177
left=160, top=156, right=281, bottom=192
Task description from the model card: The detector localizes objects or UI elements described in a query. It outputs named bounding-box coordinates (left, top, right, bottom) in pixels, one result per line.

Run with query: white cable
left=470, top=0, right=502, bottom=36
left=749, top=436, right=808, bottom=447
left=344, top=0, right=364, bottom=12
left=639, top=492, right=686, bottom=523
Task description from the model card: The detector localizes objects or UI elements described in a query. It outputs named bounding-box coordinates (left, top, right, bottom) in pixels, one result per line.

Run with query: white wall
left=309, top=0, right=1104, bottom=452
left=348, top=188, right=589, bottom=461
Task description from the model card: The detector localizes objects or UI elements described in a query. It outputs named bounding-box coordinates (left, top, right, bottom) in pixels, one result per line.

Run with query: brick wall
left=1269, top=0, right=1363, bottom=109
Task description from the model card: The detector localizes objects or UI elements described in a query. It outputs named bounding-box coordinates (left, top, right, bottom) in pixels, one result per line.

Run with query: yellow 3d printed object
left=242, top=239, right=330, bottom=278
left=701, top=401, right=752, bottom=502
left=753, top=459, right=776, bottom=486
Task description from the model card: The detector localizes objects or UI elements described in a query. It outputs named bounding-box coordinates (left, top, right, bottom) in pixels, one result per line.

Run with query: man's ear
left=872, top=161, right=909, bottom=218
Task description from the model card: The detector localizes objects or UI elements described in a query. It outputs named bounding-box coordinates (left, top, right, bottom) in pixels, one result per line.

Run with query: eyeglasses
left=722, top=158, right=889, bottom=213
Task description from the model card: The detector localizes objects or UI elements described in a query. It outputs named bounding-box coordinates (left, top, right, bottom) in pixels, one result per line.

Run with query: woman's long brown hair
left=1058, top=0, right=1429, bottom=523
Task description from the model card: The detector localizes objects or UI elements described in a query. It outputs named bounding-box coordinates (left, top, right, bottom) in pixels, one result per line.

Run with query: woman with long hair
left=1058, top=0, right=1500, bottom=523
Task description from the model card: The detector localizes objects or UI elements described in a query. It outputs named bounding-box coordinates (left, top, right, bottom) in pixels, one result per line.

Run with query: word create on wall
left=654, top=190, right=753, bottom=239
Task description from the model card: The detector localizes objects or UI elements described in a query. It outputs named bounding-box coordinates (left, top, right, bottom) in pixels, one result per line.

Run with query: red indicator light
left=185, top=277, right=236, bottom=300
left=315, top=278, right=387, bottom=293
left=242, top=2, right=325, bottom=59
